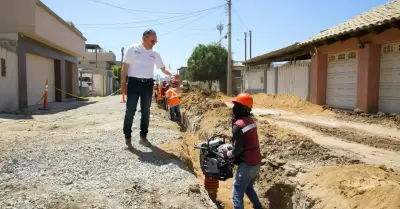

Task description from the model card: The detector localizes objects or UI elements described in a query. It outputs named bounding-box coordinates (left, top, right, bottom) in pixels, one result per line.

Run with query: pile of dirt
left=294, top=120, right=400, bottom=152
left=169, top=90, right=363, bottom=208
left=251, top=93, right=334, bottom=116
left=298, top=164, right=400, bottom=209
left=331, top=108, right=400, bottom=129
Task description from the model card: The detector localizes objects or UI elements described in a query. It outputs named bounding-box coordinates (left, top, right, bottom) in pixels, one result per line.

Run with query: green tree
left=112, top=65, right=121, bottom=82
left=186, top=43, right=228, bottom=92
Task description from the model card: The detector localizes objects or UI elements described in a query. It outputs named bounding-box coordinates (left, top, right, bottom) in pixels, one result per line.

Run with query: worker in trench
left=222, top=93, right=263, bottom=209
left=165, top=80, right=182, bottom=124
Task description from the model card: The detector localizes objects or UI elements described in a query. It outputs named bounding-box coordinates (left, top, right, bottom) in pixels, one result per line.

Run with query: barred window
left=348, top=52, right=356, bottom=59
left=328, top=55, right=335, bottom=62
left=338, top=54, right=346, bottom=60
left=383, top=45, right=394, bottom=54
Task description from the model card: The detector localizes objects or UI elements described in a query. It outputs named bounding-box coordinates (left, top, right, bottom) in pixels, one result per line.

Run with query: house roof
left=300, top=0, right=400, bottom=45
left=85, top=44, right=102, bottom=50
left=243, top=42, right=310, bottom=64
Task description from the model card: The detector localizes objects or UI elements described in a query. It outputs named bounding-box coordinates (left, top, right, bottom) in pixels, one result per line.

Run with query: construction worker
left=153, top=82, right=159, bottom=102
left=221, top=93, right=263, bottom=209
left=160, top=81, right=167, bottom=110
left=165, top=80, right=182, bottom=123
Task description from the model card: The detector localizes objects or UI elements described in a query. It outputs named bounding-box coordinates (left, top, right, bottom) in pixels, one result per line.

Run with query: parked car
left=78, top=76, right=94, bottom=89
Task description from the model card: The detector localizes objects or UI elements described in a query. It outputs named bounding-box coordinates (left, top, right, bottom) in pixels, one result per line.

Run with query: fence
left=188, top=80, right=220, bottom=92
left=244, top=60, right=311, bottom=101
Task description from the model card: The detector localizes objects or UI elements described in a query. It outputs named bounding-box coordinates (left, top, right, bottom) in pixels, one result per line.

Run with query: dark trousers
left=123, top=77, right=153, bottom=138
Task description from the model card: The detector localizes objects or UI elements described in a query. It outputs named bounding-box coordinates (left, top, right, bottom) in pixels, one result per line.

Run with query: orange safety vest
left=166, top=88, right=180, bottom=106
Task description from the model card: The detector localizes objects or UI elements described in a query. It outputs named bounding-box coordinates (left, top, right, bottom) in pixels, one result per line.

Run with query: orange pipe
left=43, top=80, right=48, bottom=109
left=120, top=91, right=126, bottom=103
left=204, top=176, right=219, bottom=202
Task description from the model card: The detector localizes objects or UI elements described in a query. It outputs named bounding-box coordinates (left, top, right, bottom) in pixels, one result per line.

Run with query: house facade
left=243, top=0, right=400, bottom=113
left=78, top=44, right=116, bottom=96
left=301, top=0, right=400, bottom=113
left=0, top=0, right=86, bottom=112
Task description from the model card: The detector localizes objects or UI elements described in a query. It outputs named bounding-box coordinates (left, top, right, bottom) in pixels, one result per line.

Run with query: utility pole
left=217, top=23, right=224, bottom=45
left=227, top=0, right=232, bottom=96
left=243, top=32, right=247, bottom=93
left=244, top=32, right=247, bottom=62
left=249, top=30, right=252, bottom=58
left=120, top=47, right=124, bottom=84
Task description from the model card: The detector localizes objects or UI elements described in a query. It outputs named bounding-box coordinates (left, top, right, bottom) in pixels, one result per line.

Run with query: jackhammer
left=194, top=134, right=234, bottom=209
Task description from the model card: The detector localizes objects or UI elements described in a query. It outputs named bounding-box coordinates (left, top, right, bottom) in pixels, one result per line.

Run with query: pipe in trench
left=204, top=176, right=219, bottom=202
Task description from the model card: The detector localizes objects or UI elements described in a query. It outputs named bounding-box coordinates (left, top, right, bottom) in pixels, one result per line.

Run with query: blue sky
left=42, top=0, right=389, bottom=77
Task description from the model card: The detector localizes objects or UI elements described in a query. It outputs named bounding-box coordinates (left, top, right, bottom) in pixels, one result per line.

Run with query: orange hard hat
left=232, top=93, right=253, bottom=108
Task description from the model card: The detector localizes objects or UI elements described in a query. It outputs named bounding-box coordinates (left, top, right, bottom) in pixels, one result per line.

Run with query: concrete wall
left=0, top=0, right=36, bottom=33
left=34, top=4, right=85, bottom=57
left=0, top=34, right=19, bottom=112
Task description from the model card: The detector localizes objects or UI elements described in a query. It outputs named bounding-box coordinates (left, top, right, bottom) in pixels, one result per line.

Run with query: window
left=348, top=52, right=357, bottom=59
left=89, top=61, right=96, bottom=64
left=328, top=55, right=335, bottom=62
left=260, top=76, right=264, bottom=84
left=1, top=58, right=5, bottom=78
left=383, top=45, right=394, bottom=54
left=338, top=54, right=346, bottom=60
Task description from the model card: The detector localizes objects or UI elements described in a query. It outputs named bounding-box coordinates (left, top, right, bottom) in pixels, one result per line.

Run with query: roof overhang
left=243, top=43, right=311, bottom=65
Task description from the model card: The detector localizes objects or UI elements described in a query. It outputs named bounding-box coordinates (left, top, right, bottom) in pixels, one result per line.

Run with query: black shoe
left=125, top=136, right=133, bottom=150
left=139, top=136, right=151, bottom=147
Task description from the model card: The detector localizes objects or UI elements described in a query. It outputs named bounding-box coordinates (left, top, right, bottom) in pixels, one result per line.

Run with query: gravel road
left=0, top=96, right=215, bottom=209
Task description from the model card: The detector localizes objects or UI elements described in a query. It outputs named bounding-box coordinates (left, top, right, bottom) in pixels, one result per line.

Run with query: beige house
left=0, top=0, right=86, bottom=112
left=79, top=44, right=116, bottom=96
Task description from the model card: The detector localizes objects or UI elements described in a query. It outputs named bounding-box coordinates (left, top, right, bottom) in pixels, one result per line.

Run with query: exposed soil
left=277, top=118, right=400, bottom=152
left=249, top=93, right=334, bottom=116
left=329, top=107, right=400, bottom=130
left=164, top=90, right=373, bottom=209
left=298, top=164, right=400, bottom=209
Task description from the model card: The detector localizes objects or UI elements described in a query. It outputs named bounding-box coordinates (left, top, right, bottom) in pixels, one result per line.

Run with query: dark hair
left=143, top=29, right=156, bottom=37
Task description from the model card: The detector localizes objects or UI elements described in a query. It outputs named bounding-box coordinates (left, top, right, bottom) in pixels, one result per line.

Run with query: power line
left=232, top=3, right=247, bottom=31
left=159, top=8, right=221, bottom=36
left=88, top=0, right=221, bottom=15
left=80, top=7, right=223, bottom=29
left=87, top=0, right=137, bottom=15
left=76, top=4, right=224, bottom=26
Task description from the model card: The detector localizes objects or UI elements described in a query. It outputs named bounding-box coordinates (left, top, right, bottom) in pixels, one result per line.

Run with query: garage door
left=379, top=43, right=400, bottom=113
left=326, top=51, right=358, bottom=109
left=26, top=53, right=55, bottom=106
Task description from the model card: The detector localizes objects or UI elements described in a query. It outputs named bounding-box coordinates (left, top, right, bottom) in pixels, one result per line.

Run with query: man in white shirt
left=121, top=29, right=173, bottom=149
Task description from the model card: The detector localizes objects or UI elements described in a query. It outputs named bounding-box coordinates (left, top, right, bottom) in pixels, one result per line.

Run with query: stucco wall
left=0, top=34, right=19, bottom=112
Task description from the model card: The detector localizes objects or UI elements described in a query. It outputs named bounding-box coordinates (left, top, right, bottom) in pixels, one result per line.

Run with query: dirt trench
left=160, top=90, right=363, bottom=209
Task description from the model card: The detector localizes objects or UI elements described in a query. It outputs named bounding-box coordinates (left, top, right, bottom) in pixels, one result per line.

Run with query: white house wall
left=0, top=39, right=19, bottom=112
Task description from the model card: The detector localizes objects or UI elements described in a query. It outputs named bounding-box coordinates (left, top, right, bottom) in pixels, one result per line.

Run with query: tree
left=112, top=65, right=121, bottom=82
left=186, top=43, right=228, bottom=88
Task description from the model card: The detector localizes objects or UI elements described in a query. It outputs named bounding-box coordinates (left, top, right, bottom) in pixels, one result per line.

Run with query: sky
left=42, top=0, right=389, bottom=77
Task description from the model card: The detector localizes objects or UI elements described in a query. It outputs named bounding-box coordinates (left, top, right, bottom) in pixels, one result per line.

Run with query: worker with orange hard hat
left=221, top=93, right=262, bottom=209
left=165, top=80, right=182, bottom=123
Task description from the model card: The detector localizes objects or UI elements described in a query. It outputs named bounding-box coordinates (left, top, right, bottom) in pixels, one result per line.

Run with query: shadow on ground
left=127, top=144, right=197, bottom=177
left=0, top=100, right=97, bottom=120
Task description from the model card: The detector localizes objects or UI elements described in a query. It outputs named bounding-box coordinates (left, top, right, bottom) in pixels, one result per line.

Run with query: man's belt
left=129, top=77, right=154, bottom=82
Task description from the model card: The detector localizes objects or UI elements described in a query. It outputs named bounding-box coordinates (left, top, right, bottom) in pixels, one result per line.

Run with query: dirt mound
left=169, top=91, right=362, bottom=208
left=295, top=120, right=400, bottom=152
left=180, top=89, right=224, bottom=110
left=332, top=108, right=400, bottom=129
left=251, top=93, right=334, bottom=115
left=298, top=164, right=400, bottom=209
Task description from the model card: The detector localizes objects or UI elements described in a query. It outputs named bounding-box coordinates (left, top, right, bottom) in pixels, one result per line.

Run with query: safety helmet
left=232, top=93, right=253, bottom=108
left=172, top=79, right=179, bottom=85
